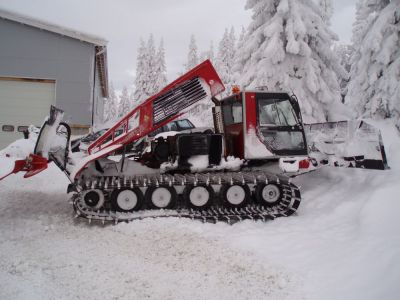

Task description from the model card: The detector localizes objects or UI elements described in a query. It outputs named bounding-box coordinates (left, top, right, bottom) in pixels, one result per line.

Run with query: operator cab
left=217, top=91, right=308, bottom=160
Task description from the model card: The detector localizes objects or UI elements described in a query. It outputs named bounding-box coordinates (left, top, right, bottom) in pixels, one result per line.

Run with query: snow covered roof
left=0, top=8, right=107, bottom=46
left=0, top=8, right=109, bottom=98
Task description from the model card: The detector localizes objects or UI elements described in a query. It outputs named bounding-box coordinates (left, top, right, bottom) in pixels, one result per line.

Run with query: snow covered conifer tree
left=216, top=28, right=236, bottom=96
left=199, top=41, right=215, bottom=63
left=318, top=0, right=333, bottom=25
left=334, top=44, right=354, bottom=101
left=233, top=26, right=246, bottom=84
left=153, top=39, right=167, bottom=94
left=134, top=38, right=149, bottom=103
left=208, top=41, right=215, bottom=63
left=236, top=0, right=347, bottom=122
left=104, top=82, right=118, bottom=122
left=185, top=35, right=199, bottom=71
left=346, top=0, right=400, bottom=128
left=146, top=34, right=157, bottom=95
left=118, top=86, right=131, bottom=118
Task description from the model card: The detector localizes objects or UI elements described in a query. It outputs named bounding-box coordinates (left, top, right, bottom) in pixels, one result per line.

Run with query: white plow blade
left=304, top=120, right=388, bottom=170
left=34, top=106, right=71, bottom=171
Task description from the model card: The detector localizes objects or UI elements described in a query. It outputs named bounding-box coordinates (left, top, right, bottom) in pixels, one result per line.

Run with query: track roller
left=111, top=187, right=144, bottom=212
left=82, top=189, right=105, bottom=210
left=254, top=183, right=281, bottom=207
left=220, top=184, right=250, bottom=208
left=184, top=185, right=214, bottom=209
left=145, top=186, right=177, bottom=209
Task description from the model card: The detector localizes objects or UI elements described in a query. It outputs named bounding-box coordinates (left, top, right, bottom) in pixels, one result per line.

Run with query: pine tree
left=146, top=34, right=157, bottom=95
left=233, top=26, right=246, bottom=86
left=351, top=0, right=390, bottom=47
left=154, top=39, right=168, bottom=94
left=333, top=44, right=354, bottom=101
left=185, top=35, right=199, bottom=71
left=134, top=38, right=149, bottom=103
left=236, top=0, right=347, bottom=123
left=318, top=0, right=333, bottom=25
left=208, top=41, right=215, bottom=63
left=199, top=41, right=215, bottom=63
left=346, top=0, right=399, bottom=128
left=118, top=86, right=131, bottom=118
left=104, top=82, right=118, bottom=122
left=216, top=28, right=236, bottom=96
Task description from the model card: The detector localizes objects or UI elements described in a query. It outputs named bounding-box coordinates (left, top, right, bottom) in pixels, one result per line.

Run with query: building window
left=18, top=126, right=29, bottom=132
left=2, top=125, right=14, bottom=132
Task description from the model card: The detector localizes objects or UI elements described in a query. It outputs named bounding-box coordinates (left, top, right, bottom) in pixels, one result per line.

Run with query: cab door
left=221, top=94, right=244, bottom=158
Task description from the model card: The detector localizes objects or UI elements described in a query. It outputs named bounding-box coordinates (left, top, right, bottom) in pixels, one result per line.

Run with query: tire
left=220, top=184, right=250, bottom=208
left=82, top=189, right=105, bottom=210
left=184, top=185, right=214, bottom=209
left=145, top=186, right=177, bottom=209
left=111, top=188, right=144, bottom=212
left=254, top=183, right=281, bottom=207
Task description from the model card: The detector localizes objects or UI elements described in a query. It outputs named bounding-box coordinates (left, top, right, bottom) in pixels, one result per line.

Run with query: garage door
left=0, top=78, right=55, bottom=150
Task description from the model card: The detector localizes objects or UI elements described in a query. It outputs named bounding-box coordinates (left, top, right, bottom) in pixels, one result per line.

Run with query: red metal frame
left=88, top=60, right=224, bottom=155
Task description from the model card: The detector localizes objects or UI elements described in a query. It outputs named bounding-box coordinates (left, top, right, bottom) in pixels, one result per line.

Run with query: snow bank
left=0, top=137, right=36, bottom=179
left=0, top=138, right=35, bottom=159
left=0, top=156, right=15, bottom=179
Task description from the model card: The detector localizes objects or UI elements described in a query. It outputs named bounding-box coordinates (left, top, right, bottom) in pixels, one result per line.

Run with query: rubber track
left=72, top=171, right=301, bottom=225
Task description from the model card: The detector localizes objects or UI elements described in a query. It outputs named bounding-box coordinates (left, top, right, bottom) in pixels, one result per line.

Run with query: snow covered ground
left=0, top=120, right=399, bottom=300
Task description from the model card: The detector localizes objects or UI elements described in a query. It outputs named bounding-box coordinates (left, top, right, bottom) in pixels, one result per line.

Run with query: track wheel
left=255, top=183, right=281, bottom=206
left=184, top=185, right=214, bottom=209
left=111, top=188, right=144, bottom=212
left=145, top=186, right=177, bottom=209
left=82, top=189, right=105, bottom=210
left=220, top=184, right=250, bottom=208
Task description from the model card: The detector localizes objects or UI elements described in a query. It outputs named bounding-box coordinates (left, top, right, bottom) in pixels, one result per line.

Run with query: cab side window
left=222, top=101, right=242, bottom=126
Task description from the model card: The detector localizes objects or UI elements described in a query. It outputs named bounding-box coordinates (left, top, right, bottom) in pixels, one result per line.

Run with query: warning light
left=231, top=85, right=240, bottom=94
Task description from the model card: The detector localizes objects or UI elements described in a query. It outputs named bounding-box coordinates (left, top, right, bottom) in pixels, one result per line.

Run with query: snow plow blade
left=0, top=106, right=69, bottom=181
left=304, top=120, right=388, bottom=170
left=0, top=154, right=49, bottom=181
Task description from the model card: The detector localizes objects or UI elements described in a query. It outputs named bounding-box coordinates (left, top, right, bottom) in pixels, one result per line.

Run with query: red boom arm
left=88, top=60, right=224, bottom=155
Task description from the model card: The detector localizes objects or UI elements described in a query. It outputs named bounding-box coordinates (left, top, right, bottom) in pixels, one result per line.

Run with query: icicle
left=130, top=178, right=134, bottom=189
left=117, top=178, right=121, bottom=189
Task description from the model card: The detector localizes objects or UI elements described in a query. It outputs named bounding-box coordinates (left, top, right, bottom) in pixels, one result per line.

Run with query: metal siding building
left=0, top=9, right=109, bottom=148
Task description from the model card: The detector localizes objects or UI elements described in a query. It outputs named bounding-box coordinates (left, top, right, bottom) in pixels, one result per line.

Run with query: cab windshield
left=258, top=99, right=299, bottom=127
left=256, top=96, right=306, bottom=155
left=176, top=119, right=195, bottom=130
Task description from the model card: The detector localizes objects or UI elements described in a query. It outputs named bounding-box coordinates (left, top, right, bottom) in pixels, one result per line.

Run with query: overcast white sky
left=0, top=0, right=356, bottom=91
